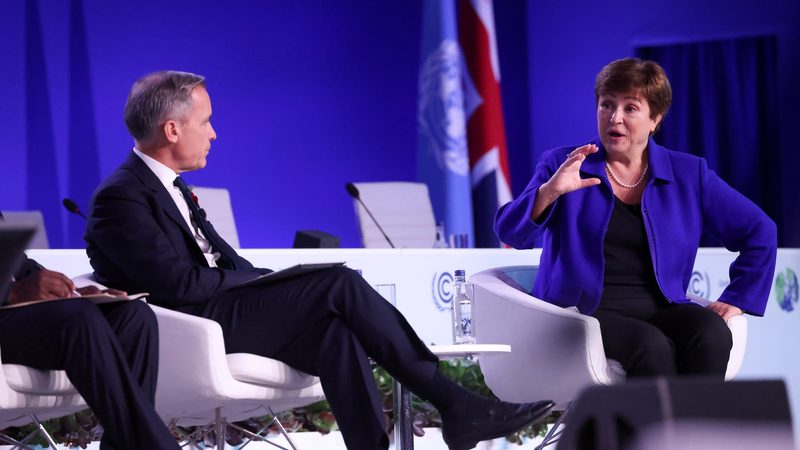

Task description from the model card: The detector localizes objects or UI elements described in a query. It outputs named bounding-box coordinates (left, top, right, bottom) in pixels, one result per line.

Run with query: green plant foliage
left=437, top=358, right=493, bottom=397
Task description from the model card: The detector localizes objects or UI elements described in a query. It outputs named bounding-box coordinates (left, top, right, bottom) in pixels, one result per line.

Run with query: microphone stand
left=345, top=183, right=395, bottom=248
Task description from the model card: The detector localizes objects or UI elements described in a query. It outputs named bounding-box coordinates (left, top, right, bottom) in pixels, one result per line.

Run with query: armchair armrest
left=685, top=294, right=747, bottom=380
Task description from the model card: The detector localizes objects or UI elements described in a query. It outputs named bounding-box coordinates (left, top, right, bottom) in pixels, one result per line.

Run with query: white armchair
left=151, top=305, right=325, bottom=449
left=0, top=349, right=87, bottom=448
left=471, top=265, right=748, bottom=448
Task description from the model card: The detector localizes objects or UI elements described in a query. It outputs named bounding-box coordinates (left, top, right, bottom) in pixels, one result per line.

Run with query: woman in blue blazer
left=495, top=58, right=777, bottom=378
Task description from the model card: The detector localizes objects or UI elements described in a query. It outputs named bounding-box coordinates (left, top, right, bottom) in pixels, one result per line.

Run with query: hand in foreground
left=75, top=286, right=127, bottom=296
left=707, top=300, right=743, bottom=321
left=541, top=144, right=602, bottom=198
left=7, top=269, right=76, bottom=305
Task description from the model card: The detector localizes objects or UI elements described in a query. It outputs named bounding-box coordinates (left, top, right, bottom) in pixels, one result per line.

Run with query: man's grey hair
left=124, top=70, right=206, bottom=142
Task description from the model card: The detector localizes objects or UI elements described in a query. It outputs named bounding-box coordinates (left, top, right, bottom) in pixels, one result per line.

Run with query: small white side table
left=393, top=344, right=511, bottom=450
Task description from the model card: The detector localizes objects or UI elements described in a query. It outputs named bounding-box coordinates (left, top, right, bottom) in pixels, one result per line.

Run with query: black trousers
left=198, top=266, right=440, bottom=450
left=0, top=299, right=179, bottom=450
left=592, top=298, right=733, bottom=379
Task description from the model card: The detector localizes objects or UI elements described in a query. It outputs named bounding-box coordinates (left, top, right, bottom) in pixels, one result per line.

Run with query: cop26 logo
left=688, top=271, right=710, bottom=299
left=418, top=40, right=469, bottom=177
left=774, top=268, right=799, bottom=313
left=431, top=271, right=454, bottom=311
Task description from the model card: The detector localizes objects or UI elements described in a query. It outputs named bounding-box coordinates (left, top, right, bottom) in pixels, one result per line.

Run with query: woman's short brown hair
left=595, top=58, right=672, bottom=128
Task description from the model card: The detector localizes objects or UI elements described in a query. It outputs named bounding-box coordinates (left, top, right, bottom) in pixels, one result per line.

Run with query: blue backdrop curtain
left=636, top=35, right=781, bottom=245
left=26, top=0, right=64, bottom=248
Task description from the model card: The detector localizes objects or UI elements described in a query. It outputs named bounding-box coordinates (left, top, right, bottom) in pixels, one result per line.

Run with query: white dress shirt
left=132, top=148, right=220, bottom=268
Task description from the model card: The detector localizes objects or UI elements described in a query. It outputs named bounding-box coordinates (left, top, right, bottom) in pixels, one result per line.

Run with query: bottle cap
left=454, top=269, right=465, bottom=277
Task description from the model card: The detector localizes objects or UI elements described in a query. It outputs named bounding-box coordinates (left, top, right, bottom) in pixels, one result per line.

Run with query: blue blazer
left=495, top=138, right=777, bottom=316
left=85, top=152, right=263, bottom=313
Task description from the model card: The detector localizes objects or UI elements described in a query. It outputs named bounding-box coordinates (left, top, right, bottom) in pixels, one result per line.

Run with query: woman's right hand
left=530, top=144, right=602, bottom=221
left=543, top=144, right=602, bottom=197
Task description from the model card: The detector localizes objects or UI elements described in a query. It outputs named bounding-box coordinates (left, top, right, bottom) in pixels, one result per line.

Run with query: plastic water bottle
left=451, top=269, right=475, bottom=344
left=433, top=223, right=449, bottom=248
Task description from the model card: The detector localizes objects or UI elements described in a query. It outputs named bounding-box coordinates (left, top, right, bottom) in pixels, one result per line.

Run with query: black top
left=599, top=197, right=667, bottom=315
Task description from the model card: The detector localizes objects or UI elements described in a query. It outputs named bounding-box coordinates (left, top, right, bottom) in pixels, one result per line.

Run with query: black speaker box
left=557, top=378, right=793, bottom=450
left=293, top=229, right=340, bottom=248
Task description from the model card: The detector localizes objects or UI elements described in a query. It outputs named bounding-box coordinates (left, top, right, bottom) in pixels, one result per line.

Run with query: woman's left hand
left=707, top=300, right=743, bottom=321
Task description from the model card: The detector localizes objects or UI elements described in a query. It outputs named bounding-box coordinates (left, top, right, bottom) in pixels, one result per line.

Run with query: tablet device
left=237, top=262, right=346, bottom=288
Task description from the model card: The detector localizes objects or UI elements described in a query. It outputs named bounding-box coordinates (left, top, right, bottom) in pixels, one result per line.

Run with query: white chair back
left=351, top=182, right=436, bottom=248
left=191, top=186, right=240, bottom=248
left=1, top=211, right=49, bottom=249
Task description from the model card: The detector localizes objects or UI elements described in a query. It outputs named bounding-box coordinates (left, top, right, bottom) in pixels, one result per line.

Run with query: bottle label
left=461, top=305, right=472, bottom=336
left=451, top=276, right=474, bottom=344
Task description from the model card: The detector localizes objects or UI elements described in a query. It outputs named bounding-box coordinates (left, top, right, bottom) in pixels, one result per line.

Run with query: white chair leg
left=0, top=415, right=61, bottom=450
left=31, top=414, right=59, bottom=449
left=267, top=407, right=299, bottom=450
left=215, top=407, right=226, bottom=450
left=169, top=420, right=206, bottom=450
left=222, top=408, right=298, bottom=450
left=535, top=403, right=571, bottom=450
left=172, top=407, right=301, bottom=450
left=0, top=432, right=36, bottom=450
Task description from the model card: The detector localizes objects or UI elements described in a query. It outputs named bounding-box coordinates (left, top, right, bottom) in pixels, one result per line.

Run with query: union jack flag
left=459, top=0, right=511, bottom=248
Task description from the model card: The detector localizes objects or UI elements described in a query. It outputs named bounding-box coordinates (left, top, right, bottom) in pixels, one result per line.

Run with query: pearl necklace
left=605, top=161, right=648, bottom=189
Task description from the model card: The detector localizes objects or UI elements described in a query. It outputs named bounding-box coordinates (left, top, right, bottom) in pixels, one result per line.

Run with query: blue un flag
left=416, top=0, right=474, bottom=247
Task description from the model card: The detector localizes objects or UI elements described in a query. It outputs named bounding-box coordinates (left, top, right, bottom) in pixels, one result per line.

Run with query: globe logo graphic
left=431, top=271, right=454, bottom=311
left=689, top=271, right=710, bottom=299
left=418, top=40, right=470, bottom=177
left=774, top=268, right=799, bottom=313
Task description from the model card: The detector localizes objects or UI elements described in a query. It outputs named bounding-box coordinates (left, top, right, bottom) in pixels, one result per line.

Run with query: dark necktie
left=172, top=177, right=237, bottom=269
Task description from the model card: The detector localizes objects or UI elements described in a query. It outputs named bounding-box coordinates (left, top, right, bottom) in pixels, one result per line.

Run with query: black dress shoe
left=441, top=399, right=554, bottom=450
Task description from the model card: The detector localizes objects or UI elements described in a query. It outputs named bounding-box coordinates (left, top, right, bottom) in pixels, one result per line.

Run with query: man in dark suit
left=85, top=71, right=553, bottom=450
left=0, top=214, right=180, bottom=449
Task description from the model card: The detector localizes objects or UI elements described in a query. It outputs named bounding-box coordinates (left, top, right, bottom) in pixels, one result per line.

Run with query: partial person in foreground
left=495, top=58, right=777, bottom=379
left=84, top=70, right=553, bottom=450
left=0, top=212, right=180, bottom=450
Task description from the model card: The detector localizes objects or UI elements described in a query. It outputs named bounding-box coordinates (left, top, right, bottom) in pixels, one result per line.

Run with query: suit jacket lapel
left=122, top=152, right=195, bottom=240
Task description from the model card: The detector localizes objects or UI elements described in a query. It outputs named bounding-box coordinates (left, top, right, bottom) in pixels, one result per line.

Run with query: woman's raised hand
left=530, top=144, right=601, bottom=222
left=543, top=144, right=602, bottom=197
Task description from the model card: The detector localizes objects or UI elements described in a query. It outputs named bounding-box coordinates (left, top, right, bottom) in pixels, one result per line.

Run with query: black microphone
left=62, top=198, right=87, bottom=220
left=345, top=182, right=395, bottom=248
